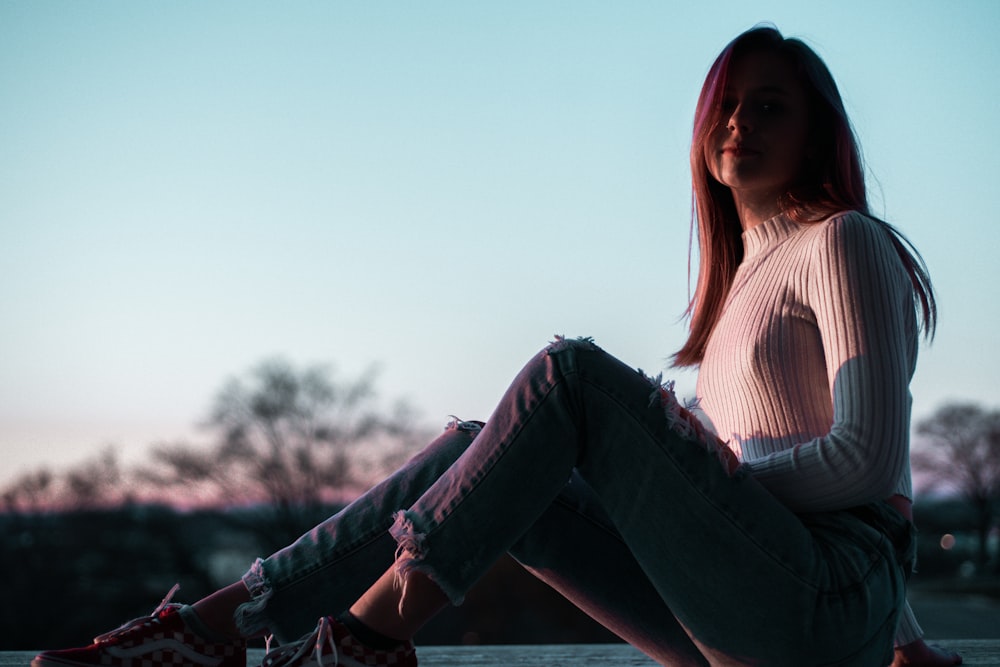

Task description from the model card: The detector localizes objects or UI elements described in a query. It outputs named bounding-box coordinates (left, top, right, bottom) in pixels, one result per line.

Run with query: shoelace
left=93, top=584, right=181, bottom=644
left=263, top=616, right=338, bottom=667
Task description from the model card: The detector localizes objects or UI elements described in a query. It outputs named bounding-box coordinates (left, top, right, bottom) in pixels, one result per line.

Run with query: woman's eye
left=760, top=102, right=784, bottom=114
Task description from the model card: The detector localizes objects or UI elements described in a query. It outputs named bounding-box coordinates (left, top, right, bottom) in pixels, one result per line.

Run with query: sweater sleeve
left=741, top=213, right=917, bottom=512
left=895, top=600, right=924, bottom=646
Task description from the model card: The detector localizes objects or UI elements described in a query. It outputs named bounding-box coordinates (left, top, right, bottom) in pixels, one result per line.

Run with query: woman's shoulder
left=810, top=209, right=879, bottom=234
left=801, top=210, right=912, bottom=293
left=801, top=209, right=896, bottom=257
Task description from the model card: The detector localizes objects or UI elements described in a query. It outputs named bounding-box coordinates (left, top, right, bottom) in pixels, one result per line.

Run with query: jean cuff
left=390, top=510, right=466, bottom=607
left=234, top=558, right=275, bottom=637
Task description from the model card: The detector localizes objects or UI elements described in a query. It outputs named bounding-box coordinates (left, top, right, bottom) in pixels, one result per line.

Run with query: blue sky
left=2, top=1, right=999, bottom=486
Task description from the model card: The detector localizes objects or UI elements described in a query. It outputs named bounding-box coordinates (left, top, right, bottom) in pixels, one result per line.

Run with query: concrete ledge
left=933, top=640, right=1000, bottom=666
left=4, top=640, right=998, bottom=666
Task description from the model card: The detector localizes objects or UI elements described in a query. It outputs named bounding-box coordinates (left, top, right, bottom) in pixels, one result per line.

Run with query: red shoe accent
left=32, top=589, right=246, bottom=667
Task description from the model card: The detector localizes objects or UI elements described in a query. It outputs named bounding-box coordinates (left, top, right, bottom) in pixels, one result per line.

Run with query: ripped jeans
left=235, top=338, right=910, bottom=666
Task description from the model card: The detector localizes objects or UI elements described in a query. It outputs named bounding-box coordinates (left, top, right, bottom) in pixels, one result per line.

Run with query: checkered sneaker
left=32, top=587, right=247, bottom=667
left=260, top=616, right=416, bottom=667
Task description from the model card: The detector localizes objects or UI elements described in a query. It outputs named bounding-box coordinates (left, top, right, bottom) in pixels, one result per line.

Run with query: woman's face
left=704, top=49, right=811, bottom=206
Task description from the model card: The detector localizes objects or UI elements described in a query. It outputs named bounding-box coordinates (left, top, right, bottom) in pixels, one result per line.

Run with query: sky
left=2, top=1, right=999, bottom=489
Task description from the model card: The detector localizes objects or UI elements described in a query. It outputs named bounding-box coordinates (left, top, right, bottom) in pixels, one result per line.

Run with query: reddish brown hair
left=673, top=26, right=935, bottom=367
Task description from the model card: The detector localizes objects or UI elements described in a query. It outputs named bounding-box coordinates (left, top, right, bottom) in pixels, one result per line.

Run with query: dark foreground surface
left=3, top=641, right=999, bottom=666
left=6, top=593, right=998, bottom=666
left=908, top=589, right=1000, bottom=640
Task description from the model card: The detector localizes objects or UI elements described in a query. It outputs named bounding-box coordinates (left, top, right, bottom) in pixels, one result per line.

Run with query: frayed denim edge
left=641, top=370, right=741, bottom=476
left=444, top=416, right=485, bottom=435
left=234, top=558, right=275, bottom=638
left=546, top=334, right=601, bottom=354
left=390, top=510, right=466, bottom=609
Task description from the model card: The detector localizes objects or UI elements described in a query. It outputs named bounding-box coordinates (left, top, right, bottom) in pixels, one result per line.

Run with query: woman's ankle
left=348, top=567, right=448, bottom=642
left=337, top=611, right=408, bottom=649
left=190, top=581, right=255, bottom=639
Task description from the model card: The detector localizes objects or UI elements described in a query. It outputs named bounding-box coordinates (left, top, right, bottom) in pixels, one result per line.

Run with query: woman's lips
left=722, top=144, right=761, bottom=157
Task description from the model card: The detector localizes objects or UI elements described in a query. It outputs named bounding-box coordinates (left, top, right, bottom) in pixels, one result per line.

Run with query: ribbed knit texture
left=895, top=602, right=923, bottom=645
left=697, top=211, right=923, bottom=646
left=698, top=211, right=918, bottom=512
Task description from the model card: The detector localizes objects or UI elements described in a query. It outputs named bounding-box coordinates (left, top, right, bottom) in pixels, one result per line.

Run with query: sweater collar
left=741, top=213, right=801, bottom=260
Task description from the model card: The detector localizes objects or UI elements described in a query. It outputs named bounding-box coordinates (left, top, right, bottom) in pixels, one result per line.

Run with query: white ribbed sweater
left=698, top=211, right=917, bottom=510
left=696, top=210, right=923, bottom=643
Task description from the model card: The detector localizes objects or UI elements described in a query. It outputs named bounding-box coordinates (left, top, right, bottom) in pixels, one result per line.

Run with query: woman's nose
left=727, top=104, right=752, bottom=133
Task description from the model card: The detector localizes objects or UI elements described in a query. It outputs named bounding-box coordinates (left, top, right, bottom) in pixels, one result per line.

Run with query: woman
left=34, top=26, right=959, bottom=667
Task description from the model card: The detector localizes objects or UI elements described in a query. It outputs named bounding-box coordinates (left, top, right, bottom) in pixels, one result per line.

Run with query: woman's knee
left=406, top=416, right=484, bottom=469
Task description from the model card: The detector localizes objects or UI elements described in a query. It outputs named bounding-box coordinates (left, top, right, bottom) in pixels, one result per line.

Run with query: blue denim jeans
left=235, top=338, right=911, bottom=666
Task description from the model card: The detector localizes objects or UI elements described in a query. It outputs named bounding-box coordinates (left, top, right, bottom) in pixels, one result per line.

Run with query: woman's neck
left=733, top=191, right=783, bottom=231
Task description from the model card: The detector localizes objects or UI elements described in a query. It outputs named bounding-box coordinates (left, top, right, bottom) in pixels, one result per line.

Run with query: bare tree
left=1, top=448, right=128, bottom=512
left=912, top=402, right=1000, bottom=570
left=1, top=469, right=56, bottom=513
left=64, top=448, right=127, bottom=507
left=142, top=358, right=426, bottom=547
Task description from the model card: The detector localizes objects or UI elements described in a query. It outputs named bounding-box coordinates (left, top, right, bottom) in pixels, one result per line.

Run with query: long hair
left=672, top=26, right=936, bottom=367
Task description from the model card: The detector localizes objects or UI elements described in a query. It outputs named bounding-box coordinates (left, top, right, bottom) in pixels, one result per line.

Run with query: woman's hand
left=892, top=638, right=962, bottom=666
left=887, top=494, right=914, bottom=521
left=885, top=497, right=961, bottom=666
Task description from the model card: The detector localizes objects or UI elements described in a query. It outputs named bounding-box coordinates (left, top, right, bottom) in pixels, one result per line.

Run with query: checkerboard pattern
left=261, top=617, right=416, bottom=667
left=31, top=604, right=246, bottom=667
left=336, top=627, right=415, bottom=667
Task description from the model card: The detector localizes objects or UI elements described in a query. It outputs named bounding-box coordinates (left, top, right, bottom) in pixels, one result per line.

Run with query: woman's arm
left=742, top=212, right=918, bottom=512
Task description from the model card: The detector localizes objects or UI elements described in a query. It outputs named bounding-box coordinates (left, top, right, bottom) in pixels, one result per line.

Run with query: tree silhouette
left=141, top=357, right=426, bottom=548
left=0, top=358, right=433, bottom=648
left=1, top=468, right=55, bottom=513
left=1, top=447, right=128, bottom=512
left=912, top=402, right=1000, bottom=570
